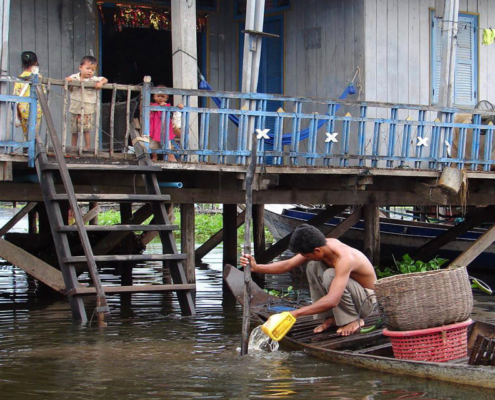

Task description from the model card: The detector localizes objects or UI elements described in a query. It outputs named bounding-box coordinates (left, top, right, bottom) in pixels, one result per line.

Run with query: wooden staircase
left=33, top=86, right=195, bottom=326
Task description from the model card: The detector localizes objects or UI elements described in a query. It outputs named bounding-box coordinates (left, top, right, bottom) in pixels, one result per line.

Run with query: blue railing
left=143, top=84, right=495, bottom=172
left=2, top=73, right=495, bottom=173
left=0, top=75, right=38, bottom=167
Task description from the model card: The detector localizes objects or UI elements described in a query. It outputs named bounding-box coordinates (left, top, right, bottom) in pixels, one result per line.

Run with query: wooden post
left=180, top=203, right=196, bottom=285
left=28, top=208, right=37, bottom=234
left=364, top=205, right=380, bottom=266
left=171, top=0, right=199, bottom=154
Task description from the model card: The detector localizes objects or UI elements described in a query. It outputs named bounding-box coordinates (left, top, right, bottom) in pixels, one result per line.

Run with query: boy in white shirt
left=66, top=56, right=108, bottom=151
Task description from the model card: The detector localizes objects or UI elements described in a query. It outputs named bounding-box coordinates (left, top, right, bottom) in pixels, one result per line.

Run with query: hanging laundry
left=482, top=28, right=495, bottom=45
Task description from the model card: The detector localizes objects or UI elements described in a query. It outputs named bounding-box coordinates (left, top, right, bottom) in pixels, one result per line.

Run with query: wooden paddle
left=241, top=133, right=258, bottom=355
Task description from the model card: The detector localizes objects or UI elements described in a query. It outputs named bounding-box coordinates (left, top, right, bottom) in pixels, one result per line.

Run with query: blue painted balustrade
left=0, top=74, right=38, bottom=167
left=143, top=84, right=495, bottom=172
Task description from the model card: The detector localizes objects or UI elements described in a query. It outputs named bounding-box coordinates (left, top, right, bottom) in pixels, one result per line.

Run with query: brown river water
left=0, top=210, right=494, bottom=399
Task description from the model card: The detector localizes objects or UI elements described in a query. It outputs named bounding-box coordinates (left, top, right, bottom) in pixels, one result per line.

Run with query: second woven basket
left=375, top=266, right=473, bottom=331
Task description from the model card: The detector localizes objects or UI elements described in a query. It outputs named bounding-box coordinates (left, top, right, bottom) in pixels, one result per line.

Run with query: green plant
left=264, top=285, right=294, bottom=297
left=374, top=254, right=448, bottom=278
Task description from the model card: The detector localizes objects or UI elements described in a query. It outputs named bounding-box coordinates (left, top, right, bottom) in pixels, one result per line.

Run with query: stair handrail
left=33, top=75, right=110, bottom=327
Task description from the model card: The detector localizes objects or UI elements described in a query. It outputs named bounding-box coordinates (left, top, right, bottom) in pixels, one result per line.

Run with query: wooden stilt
left=28, top=208, right=37, bottom=234
left=181, top=203, right=196, bottom=284
left=364, top=205, right=380, bottom=266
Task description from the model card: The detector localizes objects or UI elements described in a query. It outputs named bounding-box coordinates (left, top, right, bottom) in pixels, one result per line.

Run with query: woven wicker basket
left=375, top=267, right=473, bottom=331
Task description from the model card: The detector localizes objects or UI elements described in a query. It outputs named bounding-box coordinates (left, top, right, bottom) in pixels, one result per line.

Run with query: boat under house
left=1, top=0, right=495, bottom=324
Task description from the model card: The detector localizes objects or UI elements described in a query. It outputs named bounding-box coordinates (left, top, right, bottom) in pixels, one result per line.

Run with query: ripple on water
left=0, top=241, right=494, bottom=399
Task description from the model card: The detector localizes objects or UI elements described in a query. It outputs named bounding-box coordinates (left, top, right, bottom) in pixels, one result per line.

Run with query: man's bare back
left=320, top=238, right=376, bottom=290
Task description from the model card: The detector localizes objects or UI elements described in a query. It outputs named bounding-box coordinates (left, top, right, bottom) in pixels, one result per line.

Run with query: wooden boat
left=264, top=206, right=495, bottom=269
left=224, top=264, right=495, bottom=389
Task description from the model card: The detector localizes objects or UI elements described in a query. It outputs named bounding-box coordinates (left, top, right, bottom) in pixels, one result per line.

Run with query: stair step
left=63, top=254, right=187, bottom=263
left=69, top=283, right=196, bottom=296
left=48, top=193, right=171, bottom=202
left=57, top=224, right=178, bottom=232
left=42, top=163, right=162, bottom=173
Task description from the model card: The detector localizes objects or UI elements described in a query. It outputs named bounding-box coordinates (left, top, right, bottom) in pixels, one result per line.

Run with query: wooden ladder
left=33, top=86, right=195, bottom=326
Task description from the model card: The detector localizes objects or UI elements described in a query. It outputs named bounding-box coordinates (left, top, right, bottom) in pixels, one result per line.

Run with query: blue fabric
left=199, top=79, right=355, bottom=145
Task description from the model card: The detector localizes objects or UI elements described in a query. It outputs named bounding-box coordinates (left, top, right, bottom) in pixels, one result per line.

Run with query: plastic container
left=261, top=312, right=296, bottom=341
left=383, top=319, right=472, bottom=362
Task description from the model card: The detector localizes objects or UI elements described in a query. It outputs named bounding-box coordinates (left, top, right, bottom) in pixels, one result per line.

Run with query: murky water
left=0, top=207, right=494, bottom=399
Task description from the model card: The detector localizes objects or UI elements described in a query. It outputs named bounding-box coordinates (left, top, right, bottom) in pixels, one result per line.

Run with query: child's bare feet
left=336, top=319, right=364, bottom=336
left=314, top=317, right=336, bottom=333
left=82, top=147, right=91, bottom=152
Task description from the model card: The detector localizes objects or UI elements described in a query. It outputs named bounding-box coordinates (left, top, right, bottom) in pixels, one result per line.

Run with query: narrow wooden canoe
left=224, top=264, right=495, bottom=390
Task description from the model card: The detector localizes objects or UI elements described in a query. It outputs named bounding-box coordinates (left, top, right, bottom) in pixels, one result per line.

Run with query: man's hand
left=240, top=254, right=259, bottom=272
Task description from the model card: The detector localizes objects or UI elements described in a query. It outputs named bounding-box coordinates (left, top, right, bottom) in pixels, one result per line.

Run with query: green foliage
left=97, top=210, right=121, bottom=225
left=375, top=254, right=449, bottom=278
left=172, top=208, right=275, bottom=243
left=264, top=286, right=294, bottom=297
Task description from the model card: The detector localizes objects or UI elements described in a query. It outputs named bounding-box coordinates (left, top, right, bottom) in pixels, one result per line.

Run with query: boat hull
left=223, top=264, right=495, bottom=390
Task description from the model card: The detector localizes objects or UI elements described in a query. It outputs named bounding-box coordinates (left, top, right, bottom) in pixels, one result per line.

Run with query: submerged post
left=241, top=133, right=257, bottom=356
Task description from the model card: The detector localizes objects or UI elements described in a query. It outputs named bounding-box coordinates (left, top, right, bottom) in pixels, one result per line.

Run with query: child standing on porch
left=13, top=51, right=43, bottom=140
left=149, top=85, right=183, bottom=162
left=66, top=56, right=108, bottom=151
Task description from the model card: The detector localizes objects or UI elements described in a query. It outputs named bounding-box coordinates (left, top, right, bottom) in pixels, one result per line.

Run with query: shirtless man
left=240, top=224, right=377, bottom=336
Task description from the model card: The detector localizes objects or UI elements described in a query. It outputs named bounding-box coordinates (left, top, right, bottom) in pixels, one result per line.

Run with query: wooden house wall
left=7, top=0, right=97, bottom=142
left=207, top=0, right=366, bottom=164
left=364, top=0, right=495, bottom=106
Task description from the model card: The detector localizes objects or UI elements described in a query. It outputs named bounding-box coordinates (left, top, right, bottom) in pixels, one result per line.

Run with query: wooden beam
left=0, top=238, right=65, bottom=293
left=364, top=205, right=380, bottom=266
left=73, top=203, right=101, bottom=226
left=181, top=203, right=196, bottom=284
left=450, top=222, right=495, bottom=268
left=195, top=209, right=245, bottom=261
left=0, top=202, right=38, bottom=236
left=413, top=206, right=495, bottom=262
left=256, top=205, right=347, bottom=264
left=325, top=206, right=363, bottom=238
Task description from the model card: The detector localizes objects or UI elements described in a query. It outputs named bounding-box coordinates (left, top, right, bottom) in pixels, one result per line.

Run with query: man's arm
left=240, top=253, right=307, bottom=274
left=291, top=260, right=351, bottom=318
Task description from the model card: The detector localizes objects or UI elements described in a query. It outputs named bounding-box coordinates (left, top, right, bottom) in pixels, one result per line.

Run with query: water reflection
left=0, top=216, right=493, bottom=398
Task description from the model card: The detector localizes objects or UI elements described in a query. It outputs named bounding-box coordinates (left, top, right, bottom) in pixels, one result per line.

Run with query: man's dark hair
left=80, top=55, right=98, bottom=66
left=289, top=224, right=326, bottom=254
